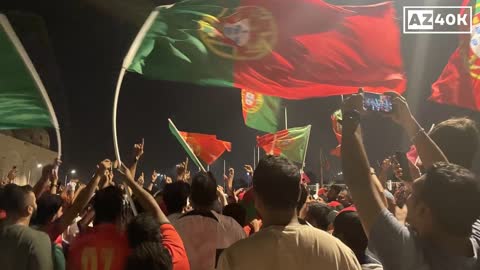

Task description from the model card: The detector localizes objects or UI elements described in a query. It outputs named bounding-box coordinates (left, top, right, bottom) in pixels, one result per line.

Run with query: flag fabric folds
left=124, top=0, right=405, bottom=99
left=0, top=14, right=58, bottom=130
left=257, top=125, right=311, bottom=164
left=330, top=110, right=342, bottom=157
left=241, top=90, right=281, bottom=133
left=179, top=132, right=232, bottom=165
left=168, top=119, right=206, bottom=171
left=431, top=2, right=480, bottom=110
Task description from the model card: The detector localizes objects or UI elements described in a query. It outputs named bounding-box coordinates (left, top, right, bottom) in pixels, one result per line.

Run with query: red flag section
left=431, top=5, right=480, bottom=110
left=234, top=1, right=406, bottom=99
left=179, top=132, right=232, bottom=165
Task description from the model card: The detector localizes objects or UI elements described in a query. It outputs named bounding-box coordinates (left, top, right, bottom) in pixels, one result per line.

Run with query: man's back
left=174, top=210, right=246, bottom=270
left=218, top=225, right=361, bottom=270
left=217, top=224, right=361, bottom=270
left=68, top=223, right=130, bottom=270
left=0, top=223, right=53, bottom=270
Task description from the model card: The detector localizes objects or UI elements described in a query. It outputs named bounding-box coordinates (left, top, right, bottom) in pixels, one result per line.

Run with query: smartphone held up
left=363, top=92, right=393, bottom=113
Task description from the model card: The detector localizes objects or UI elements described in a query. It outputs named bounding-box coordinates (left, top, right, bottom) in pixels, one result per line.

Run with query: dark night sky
left=1, top=0, right=479, bottom=183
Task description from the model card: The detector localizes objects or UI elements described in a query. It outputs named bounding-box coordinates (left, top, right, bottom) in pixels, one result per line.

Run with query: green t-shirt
left=0, top=223, right=53, bottom=270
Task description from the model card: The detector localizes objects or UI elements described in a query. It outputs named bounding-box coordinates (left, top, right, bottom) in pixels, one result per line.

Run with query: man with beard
left=0, top=184, right=53, bottom=270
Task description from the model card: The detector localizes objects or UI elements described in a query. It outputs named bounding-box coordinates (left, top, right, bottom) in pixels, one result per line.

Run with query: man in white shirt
left=173, top=172, right=245, bottom=270
left=217, top=156, right=361, bottom=270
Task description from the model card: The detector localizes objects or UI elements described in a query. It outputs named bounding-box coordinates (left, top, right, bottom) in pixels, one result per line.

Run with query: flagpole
left=320, top=148, right=324, bottom=187
left=110, top=10, right=159, bottom=217
left=284, top=106, right=288, bottom=129
left=257, top=146, right=260, bottom=163
left=113, top=9, right=160, bottom=166
left=207, top=165, right=210, bottom=171
left=301, top=126, right=312, bottom=170
left=253, top=147, right=256, bottom=169
left=113, top=68, right=127, bottom=165
left=223, top=159, right=226, bottom=190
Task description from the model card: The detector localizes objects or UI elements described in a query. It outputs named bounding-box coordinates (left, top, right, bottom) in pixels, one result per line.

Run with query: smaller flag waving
left=257, top=125, right=311, bottom=164
left=168, top=119, right=206, bottom=171
left=242, top=90, right=281, bottom=133
left=330, top=110, right=342, bottom=157
left=179, top=132, right=232, bottom=165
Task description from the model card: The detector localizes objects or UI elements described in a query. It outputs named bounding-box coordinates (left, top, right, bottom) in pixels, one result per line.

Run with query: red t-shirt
left=68, top=223, right=130, bottom=270
left=160, top=224, right=190, bottom=270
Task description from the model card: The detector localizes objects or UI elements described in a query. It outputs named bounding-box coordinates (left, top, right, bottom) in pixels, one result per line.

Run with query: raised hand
left=151, top=170, right=159, bottom=183
left=228, top=168, right=235, bottom=179
left=383, top=91, right=413, bottom=127
left=133, top=138, right=145, bottom=160
left=96, top=159, right=112, bottom=177
left=137, top=172, right=145, bottom=186
left=244, top=165, right=253, bottom=175
left=117, top=163, right=134, bottom=182
left=341, top=92, right=366, bottom=115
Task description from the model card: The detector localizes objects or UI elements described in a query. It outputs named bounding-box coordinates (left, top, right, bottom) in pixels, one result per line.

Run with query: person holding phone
left=341, top=91, right=480, bottom=270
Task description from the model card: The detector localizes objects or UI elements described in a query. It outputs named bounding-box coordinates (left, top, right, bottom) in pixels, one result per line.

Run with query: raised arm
left=129, top=138, right=144, bottom=180
left=385, top=92, right=448, bottom=169
left=118, top=163, right=169, bottom=224
left=341, top=95, right=387, bottom=235
left=56, top=160, right=108, bottom=233
left=33, top=164, right=56, bottom=199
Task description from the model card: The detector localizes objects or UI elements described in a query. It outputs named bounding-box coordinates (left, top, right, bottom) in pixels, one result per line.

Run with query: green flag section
left=241, top=90, right=281, bottom=133
left=122, top=0, right=405, bottom=99
left=168, top=118, right=206, bottom=172
left=257, top=125, right=311, bottom=164
left=0, top=14, right=58, bottom=130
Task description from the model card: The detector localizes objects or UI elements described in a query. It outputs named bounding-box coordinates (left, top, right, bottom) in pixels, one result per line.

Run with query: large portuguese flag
left=123, top=0, right=405, bottom=99
left=257, top=125, right=311, bottom=164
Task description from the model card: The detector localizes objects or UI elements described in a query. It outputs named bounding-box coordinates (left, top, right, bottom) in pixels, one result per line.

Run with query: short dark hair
left=93, top=186, right=123, bottom=225
left=296, top=185, right=308, bottom=213
left=419, top=162, right=480, bottom=237
left=163, top=181, right=190, bottom=214
left=333, top=211, right=368, bottom=263
left=0, top=184, right=31, bottom=214
left=31, top=193, right=63, bottom=226
left=125, top=242, right=172, bottom=270
left=127, top=213, right=162, bottom=248
left=306, top=202, right=335, bottom=231
left=190, top=172, right=217, bottom=208
left=429, top=117, right=479, bottom=169
left=253, top=155, right=301, bottom=210
left=223, top=203, right=247, bottom=227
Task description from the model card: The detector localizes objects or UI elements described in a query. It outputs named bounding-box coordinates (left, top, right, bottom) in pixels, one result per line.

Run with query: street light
left=36, top=163, right=42, bottom=168
left=70, top=169, right=76, bottom=175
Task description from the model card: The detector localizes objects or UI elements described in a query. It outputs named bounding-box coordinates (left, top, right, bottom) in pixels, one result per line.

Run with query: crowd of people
left=1, top=91, right=480, bottom=270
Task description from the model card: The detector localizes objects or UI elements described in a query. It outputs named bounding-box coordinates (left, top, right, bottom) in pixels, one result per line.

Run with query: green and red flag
left=168, top=119, right=206, bottom=171
left=257, top=125, right=311, bottom=164
left=0, top=14, right=59, bottom=130
left=168, top=119, right=231, bottom=167
left=431, top=1, right=480, bottom=110
left=179, top=132, right=232, bottom=165
left=122, top=0, right=405, bottom=99
left=330, top=109, right=342, bottom=157
left=241, top=89, right=281, bottom=133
